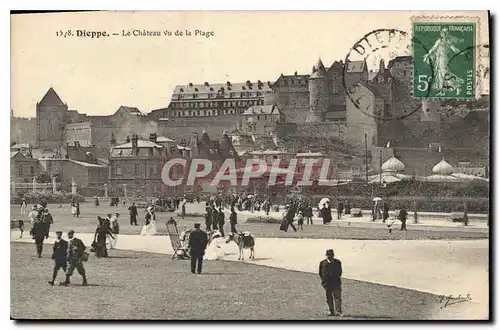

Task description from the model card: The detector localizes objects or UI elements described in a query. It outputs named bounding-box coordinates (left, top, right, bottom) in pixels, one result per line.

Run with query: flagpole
left=364, top=133, right=368, bottom=182
left=379, top=148, right=382, bottom=184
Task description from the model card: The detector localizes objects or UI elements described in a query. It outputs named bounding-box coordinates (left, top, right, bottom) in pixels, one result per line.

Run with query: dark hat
left=326, top=249, right=334, bottom=257
left=194, top=223, right=201, bottom=229
left=68, top=230, right=75, bottom=235
left=55, top=231, right=63, bottom=234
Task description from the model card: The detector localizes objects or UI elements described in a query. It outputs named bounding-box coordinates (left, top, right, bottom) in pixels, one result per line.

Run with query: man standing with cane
left=319, top=249, right=343, bottom=317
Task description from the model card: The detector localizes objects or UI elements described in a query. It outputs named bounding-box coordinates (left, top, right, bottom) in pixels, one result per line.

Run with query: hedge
left=11, top=191, right=85, bottom=205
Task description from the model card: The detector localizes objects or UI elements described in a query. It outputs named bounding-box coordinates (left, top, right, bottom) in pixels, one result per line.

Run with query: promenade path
left=11, top=230, right=489, bottom=320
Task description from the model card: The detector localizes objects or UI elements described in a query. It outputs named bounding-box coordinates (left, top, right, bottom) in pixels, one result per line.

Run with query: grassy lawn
left=11, top=242, right=442, bottom=320
left=11, top=204, right=488, bottom=241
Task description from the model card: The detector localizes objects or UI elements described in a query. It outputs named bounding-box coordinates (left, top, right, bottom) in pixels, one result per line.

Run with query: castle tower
left=306, top=58, right=329, bottom=123
left=36, top=88, right=68, bottom=150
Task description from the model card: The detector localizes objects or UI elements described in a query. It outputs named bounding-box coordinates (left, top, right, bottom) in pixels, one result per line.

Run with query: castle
left=12, top=55, right=490, bottom=179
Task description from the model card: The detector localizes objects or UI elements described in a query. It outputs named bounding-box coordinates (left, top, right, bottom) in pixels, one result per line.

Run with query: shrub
left=246, top=216, right=281, bottom=224
left=10, top=191, right=85, bottom=205
left=176, top=212, right=205, bottom=217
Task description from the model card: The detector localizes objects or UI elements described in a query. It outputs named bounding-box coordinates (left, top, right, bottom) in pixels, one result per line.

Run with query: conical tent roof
left=198, top=130, right=213, bottom=148
left=381, top=156, right=405, bottom=173
left=310, top=58, right=327, bottom=78
left=219, top=131, right=234, bottom=153
left=432, top=159, right=454, bottom=175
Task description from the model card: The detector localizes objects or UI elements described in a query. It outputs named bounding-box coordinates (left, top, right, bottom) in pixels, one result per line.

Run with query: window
left=30, top=166, right=34, bottom=175
left=18, top=166, right=22, bottom=175
left=116, top=165, right=122, bottom=175
left=149, top=166, right=154, bottom=177
left=134, top=164, right=140, bottom=176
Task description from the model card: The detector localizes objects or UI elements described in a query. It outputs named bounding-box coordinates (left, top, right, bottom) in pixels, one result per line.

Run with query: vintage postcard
left=10, top=11, right=490, bottom=321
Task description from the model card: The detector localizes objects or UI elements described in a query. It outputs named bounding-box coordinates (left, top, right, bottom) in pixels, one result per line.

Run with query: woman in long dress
left=140, top=206, right=157, bottom=236
left=94, top=217, right=113, bottom=257
left=71, top=203, right=77, bottom=217
left=204, top=230, right=225, bottom=261
left=109, top=213, right=120, bottom=249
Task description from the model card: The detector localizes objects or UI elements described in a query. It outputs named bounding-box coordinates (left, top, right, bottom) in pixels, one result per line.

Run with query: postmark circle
left=342, top=29, right=434, bottom=121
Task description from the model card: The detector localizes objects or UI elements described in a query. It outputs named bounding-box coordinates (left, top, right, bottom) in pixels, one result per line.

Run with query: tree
left=35, top=171, right=51, bottom=183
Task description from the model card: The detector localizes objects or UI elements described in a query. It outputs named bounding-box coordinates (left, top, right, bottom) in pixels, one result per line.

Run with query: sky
left=11, top=11, right=489, bottom=118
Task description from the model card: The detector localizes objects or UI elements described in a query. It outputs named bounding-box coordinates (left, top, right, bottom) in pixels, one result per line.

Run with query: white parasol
left=372, top=197, right=382, bottom=202
left=318, top=198, right=330, bottom=210
left=246, top=195, right=254, bottom=198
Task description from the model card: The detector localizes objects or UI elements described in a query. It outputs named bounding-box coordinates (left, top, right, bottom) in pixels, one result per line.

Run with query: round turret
left=307, top=58, right=329, bottom=123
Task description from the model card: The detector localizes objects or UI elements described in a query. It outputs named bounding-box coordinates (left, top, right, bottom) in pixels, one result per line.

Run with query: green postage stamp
left=412, top=16, right=479, bottom=99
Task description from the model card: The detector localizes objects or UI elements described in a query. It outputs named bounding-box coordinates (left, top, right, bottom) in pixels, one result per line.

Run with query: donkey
left=225, top=231, right=255, bottom=260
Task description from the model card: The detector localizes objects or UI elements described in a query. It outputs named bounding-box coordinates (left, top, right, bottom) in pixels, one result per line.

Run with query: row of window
left=175, top=91, right=270, bottom=100
left=172, top=108, right=245, bottom=117
left=17, top=166, right=35, bottom=176
left=170, top=99, right=264, bottom=110
left=113, top=163, right=183, bottom=177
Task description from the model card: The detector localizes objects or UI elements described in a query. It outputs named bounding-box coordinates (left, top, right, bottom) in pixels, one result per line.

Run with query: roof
left=242, top=105, right=280, bottom=116
left=250, top=150, right=290, bottom=156
left=157, top=136, right=175, bottom=143
left=116, top=106, right=143, bottom=116
left=273, top=74, right=309, bottom=88
left=198, top=131, right=213, bottom=148
left=381, top=156, right=405, bottom=173
left=11, top=143, right=31, bottom=150
left=387, top=56, right=412, bottom=68
left=39, top=88, right=65, bottom=106
left=97, top=158, right=109, bottom=166
left=69, top=159, right=107, bottom=168
left=346, top=60, right=367, bottom=73
left=10, top=151, right=22, bottom=159
left=171, top=81, right=273, bottom=100
left=296, top=152, right=326, bottom=157
left=113, top=140, right=164, bottom=149
left=432, top=159, right=454, bottom=175
left=219, top=132, right=235, bottom=155
left=311, top=58, right=327, bottom=78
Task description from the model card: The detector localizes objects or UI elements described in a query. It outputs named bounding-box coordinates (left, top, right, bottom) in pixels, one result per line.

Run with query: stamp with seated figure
left=412, top=16, right=480, bottom=100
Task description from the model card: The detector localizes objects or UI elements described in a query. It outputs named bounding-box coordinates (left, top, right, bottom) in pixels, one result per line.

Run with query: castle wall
left=64, top=122, right=93, bottom=146
left=344, top=84, right=380, bottom=151
left=271, top=87, right=309, bottom=123
left=156, top=115, right=241, bottom=142
left=11, top=117, right=36, bottom=145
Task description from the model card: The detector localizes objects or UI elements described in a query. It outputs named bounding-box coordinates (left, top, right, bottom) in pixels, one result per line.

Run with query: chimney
left=131, top=134, right=138, bottom=149
left=149, top=133, right=157, bottom=143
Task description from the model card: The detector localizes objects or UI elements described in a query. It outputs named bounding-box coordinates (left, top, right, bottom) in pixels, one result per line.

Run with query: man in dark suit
left=48, top=231, right=68, bottom=286
left=129, top=203, right=138, bottom=226
left=399, top=207, right=408, bottom=231
left=32, top=218, right=46, bottom=258
left=60, top=230, right=88, bottom=286
left=229, top=207, right=238, bottom=233
left=319, top=249, right=343, bottom=317
left=188, top=223, right=208, bottom=274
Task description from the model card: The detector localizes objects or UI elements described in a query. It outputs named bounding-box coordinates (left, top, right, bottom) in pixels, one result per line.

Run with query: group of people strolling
left=204, top=201, right=238, bottom=236
left=93, top=213, right=120, bottom=257
left=28, top=203, right=53, bottom=258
